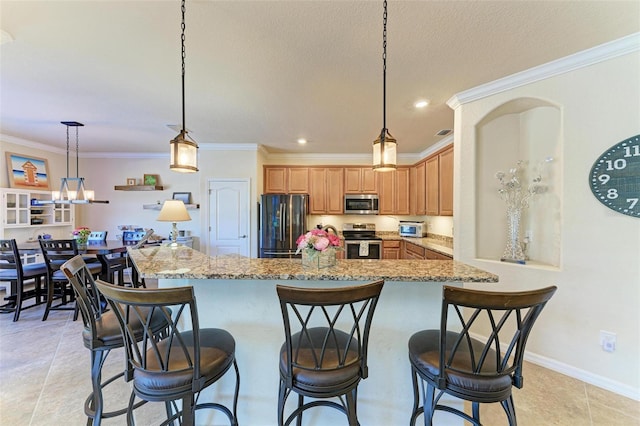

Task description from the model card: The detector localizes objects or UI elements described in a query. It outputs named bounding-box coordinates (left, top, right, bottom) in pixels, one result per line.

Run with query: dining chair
left=61, top=255, right=170, bottom=425
left=95, top=279, right=240, bottom=426
left=0, top=239, right=48, bottom=321
left=122, top=229, right=154, bottom=288
left=276, top=280, right=384, bottom=426
left=39, top=238, right=102, bottom=321
left=89, top=230, right=128, bottom=286
left=408, top=285, right=557, bottom=426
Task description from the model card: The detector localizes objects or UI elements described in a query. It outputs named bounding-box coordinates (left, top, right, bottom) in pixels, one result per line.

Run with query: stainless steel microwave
left=344, top=194, right=379, bottom=215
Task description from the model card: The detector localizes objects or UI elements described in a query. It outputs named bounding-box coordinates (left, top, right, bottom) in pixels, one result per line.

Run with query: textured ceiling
left=1, top=1, right=638, bottom=155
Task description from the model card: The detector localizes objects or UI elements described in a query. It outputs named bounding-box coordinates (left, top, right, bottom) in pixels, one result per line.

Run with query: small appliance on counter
left=399, top=221, right=427, bottom=238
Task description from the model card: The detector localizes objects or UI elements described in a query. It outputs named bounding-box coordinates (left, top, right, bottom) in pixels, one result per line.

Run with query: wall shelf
left=143, top=203, right=199, bottom=210
left=114, top=185, right=164, bottom=191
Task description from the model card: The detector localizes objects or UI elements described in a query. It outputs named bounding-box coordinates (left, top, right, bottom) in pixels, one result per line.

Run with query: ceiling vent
left=435, top=129, right=452, bottom=136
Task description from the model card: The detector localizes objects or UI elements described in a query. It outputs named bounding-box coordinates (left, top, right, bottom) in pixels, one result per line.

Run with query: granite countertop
left=128, top=246, right=497, bottom=283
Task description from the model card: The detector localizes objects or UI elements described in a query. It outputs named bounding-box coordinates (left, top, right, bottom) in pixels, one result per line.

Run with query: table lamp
left=156, top=200, right=191, bottom=246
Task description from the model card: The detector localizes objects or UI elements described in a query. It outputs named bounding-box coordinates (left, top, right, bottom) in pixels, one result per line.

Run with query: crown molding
left=447, top=32, right=640, bottom=109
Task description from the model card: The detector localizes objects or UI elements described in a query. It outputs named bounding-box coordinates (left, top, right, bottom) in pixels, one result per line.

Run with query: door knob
left=240, top=235, right=247, bottom=239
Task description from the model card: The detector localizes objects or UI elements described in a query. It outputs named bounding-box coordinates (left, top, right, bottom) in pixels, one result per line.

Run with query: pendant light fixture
left=43, top=122, right=108, bottom=205
left=169, top=0, right=199, bottom=173
left=372, top=0, right=397, bottom=172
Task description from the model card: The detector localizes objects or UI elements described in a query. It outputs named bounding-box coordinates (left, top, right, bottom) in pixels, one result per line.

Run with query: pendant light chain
left=75, top=126, right=79, bottom=178
left=382, top=0, right=387, bottom=135
left=65, top=125, right=70, bottom=179
left=181, top=0, right=186, bottom=133
left=372, top=0, right=396, bottom=171
left=170, top=0, right=198, bottom=172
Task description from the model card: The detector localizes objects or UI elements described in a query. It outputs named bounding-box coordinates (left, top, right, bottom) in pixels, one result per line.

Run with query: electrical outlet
left=525, top=230, right=533, bottom=241
left=599, top=330, right=616, bottom=352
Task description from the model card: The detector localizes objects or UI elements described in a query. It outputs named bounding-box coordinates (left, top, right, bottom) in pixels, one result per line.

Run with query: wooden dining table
left=18, top=240, right=129, bottom=281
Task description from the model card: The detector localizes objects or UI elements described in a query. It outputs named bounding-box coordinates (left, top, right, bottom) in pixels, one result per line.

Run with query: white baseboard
left=468, top=331, right=639, bottom=401
left=523, top=351, right=640, bottom=401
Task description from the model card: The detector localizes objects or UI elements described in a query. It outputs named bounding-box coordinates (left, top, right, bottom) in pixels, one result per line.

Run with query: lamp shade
left=157, top=200, right=191, bottom=222
left=170, top=132, right=198, bottom=173
left=372, top=130, right=397, bottom=171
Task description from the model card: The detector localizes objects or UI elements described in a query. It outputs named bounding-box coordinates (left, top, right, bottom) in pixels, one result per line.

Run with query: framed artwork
left=5, top=152, right=51, bottom=190
left=172, top=192, right=191, bottom=204
left=126, top=178, right=137, bottom=185
left=143, top=174, right=159, bottom=186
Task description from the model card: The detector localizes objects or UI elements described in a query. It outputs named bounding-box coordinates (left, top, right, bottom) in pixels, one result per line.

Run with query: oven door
left=344, top=240, right=382, bottom=260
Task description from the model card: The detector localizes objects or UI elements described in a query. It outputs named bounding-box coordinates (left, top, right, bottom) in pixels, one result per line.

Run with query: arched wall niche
left=475, top=97, right=562, bottom=268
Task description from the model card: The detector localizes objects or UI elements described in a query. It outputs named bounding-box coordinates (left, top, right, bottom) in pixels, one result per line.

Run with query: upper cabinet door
left=264, top=167, right=288, bottom=193
left=263, top=167, right=309, bottom=194
left=344, top=167, right=378, bottom=193
left=425, top=155, right=439, bottom=216
left=287, top=168, right=309, bottom=193
left=438, top=147, right=454, bottom=216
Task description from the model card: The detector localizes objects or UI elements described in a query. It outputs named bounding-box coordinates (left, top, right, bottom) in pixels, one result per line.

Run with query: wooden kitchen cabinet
left=378, top=167, right=410, bottom=215
left=309, top=167, right=343, bottom=214
left=344, top=167, right=377, bottom=193
left=414, top=161, right=426, bottom=215
left=395, top=167, right=410, bottom=215
left=383, top=240, right=401, bottom=259
left=438, top=146, right=454, bottom=216
left=263, top=166, right=309, bottom=194
left=425, top=155, right=439, bottom=216
left=403, top=241, right=426, bottom=260
left=425, top=248, right=452, bottom=260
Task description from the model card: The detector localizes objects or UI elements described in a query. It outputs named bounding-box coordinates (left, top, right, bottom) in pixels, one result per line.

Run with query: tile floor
left=1, top=288, right=638, bottom=426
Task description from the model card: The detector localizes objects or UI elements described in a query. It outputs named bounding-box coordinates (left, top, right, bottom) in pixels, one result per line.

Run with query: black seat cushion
left=280, top=327, right=361, bottom=394
left=408, top=329, right=512, bottom=394
left=0, top=263, right=48, bottom=280
left=133, top=328, right=235, bottom=398
left=82, top=307, right=169, bottom=350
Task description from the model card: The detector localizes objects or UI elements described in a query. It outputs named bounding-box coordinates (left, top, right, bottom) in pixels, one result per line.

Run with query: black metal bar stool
left=61, top=255, right=170, bottom=425
left=408, top=285, right=557, bottom=426
left=276, top=280, right=384, bottom=426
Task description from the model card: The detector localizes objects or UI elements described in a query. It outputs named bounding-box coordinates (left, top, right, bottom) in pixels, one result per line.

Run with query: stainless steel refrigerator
left=259, top=194, right=308, bottom=258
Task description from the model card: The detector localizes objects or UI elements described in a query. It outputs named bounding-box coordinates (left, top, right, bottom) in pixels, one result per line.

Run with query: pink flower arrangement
left=72, top=226, right=91, bottom=238
left=295, top=229, right=341, bottom=254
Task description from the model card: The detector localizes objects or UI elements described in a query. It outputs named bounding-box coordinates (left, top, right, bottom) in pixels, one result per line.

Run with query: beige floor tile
left=1, top=291, right=638, bottom=426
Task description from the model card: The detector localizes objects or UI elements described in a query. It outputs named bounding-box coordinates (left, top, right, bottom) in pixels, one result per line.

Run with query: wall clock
left=589, top=134, right=640, bottom=218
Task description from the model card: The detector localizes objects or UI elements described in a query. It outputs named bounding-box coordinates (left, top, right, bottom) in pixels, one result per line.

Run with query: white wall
left=452, top=49, right=640, bottom=398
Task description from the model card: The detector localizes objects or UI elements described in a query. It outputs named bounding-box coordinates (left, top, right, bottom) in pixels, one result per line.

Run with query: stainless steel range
left=342, top=223, right=382, bottom=260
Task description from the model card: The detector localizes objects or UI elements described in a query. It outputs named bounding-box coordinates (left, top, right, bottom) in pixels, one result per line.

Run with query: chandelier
left=169, top=0, right=199, bottom=173
left=372, top=0, right=397, bottom=171
left=46, top=121, right=108, bottom=204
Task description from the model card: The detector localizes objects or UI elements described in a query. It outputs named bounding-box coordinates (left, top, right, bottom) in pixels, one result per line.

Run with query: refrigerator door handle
left=279, top=203, right=285, bottom=242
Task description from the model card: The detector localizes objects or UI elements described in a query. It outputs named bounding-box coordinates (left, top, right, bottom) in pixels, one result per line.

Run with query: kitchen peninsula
left=128, top=246, right=498, bottom=425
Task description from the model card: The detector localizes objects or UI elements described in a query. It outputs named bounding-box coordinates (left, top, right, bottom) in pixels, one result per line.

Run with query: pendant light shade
left=170, top=130, right=198, bottom=173
left=372, top=130, right=397, bottom=171
left=170, top=0, right=199, bottom=173
left=372, top=0, right=396, bottom=171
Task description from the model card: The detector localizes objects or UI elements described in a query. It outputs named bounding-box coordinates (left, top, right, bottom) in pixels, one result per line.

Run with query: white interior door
left=208, top=179, right=250, bottom=256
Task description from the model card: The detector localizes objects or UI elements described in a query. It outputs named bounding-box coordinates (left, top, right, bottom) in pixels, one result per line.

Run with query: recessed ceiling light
left=414, top=100, right=430, bottom=109
left=297, top=138, right=307, bottom=145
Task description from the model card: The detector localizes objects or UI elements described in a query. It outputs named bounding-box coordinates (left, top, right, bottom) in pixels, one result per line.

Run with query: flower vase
left=501, top=207, right=526, bottom=264
left=302, top=249, right=336, bottom=269
left=75, top=236, right=88, bottom=249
